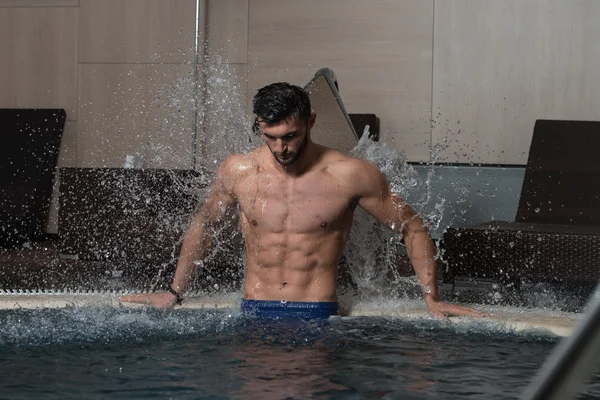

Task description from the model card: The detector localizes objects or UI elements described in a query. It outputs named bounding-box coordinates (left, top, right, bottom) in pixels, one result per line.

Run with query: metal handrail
left=522, top=285, right=600, bottom=399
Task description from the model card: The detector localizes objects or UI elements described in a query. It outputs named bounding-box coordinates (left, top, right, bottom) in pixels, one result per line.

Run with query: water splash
left=101, top=54, right=257, bottom=293
left=0, top=305, right=562, bottom=347
left=342, top=134, right=448, bottom=299
left=104, top=55, right=451, bottom=301
left=200, top=55, right=257, bottom=170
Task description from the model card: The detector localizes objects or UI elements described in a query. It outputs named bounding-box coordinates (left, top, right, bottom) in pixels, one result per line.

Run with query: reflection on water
left=3, top=308, right=598, bottom=399
left=229, top=339, right=352, bottom=398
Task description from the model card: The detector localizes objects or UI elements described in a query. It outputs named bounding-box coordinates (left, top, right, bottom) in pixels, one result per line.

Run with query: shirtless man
left=122, top=82, right=485, bottom=320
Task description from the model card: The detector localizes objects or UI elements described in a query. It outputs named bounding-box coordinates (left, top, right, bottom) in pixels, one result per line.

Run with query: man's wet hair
left=252, top=82, right=311, bottom=133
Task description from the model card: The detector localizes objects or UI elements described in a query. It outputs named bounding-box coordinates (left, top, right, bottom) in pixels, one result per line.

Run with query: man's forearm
left=403, top=221, right=440, bottom=303
left=171, top=217, right=212, bottom=294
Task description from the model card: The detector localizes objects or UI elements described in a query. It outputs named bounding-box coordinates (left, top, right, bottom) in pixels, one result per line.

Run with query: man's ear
left=252, top=115, right=260, bottom=135
left=308, top=111, right=316, bottom=129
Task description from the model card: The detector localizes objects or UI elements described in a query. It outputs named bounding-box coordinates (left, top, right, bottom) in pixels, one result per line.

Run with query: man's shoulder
left=216, top=152, right=259, bottom=184
left=321, top=149, right=379, bottom=185
left=322, top=149, right=376, bottom=175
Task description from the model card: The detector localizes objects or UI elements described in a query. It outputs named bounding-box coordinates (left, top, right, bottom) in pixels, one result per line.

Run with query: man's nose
left=275, top=139, right=287, bottom=152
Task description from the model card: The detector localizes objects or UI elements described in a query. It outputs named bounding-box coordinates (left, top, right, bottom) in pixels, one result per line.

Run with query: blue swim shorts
left=240, top=299, right=339, bottom=320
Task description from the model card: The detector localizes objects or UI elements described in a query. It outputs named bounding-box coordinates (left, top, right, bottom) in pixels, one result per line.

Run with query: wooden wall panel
left=433, top=0, right=600, bottom=164
left=248, top=0, right=434, bottom=161
left=0, top=0, right=78, bottom=6
left=0, top=7, right=78, bottom=119
left=78, top=64, right=196, bottom=169
left=79, top=0, right=196, bottom=64
left=207, top=0, right=248, bottom=63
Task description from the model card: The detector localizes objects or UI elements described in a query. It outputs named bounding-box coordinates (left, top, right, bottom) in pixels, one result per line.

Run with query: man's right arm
left=120, top=156, right=240, bottom=308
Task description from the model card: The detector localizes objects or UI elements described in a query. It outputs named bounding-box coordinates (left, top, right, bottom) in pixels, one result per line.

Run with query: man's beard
left=270, top=134, right=308, bottom=166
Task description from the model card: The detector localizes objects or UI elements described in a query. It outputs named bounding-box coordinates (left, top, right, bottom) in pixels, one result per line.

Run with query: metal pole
left=522, top=286, right=600, bottom=400
left=192, top=0, right=208, bottom=171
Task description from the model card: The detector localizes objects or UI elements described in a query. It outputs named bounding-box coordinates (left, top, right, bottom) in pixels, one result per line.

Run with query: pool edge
left=0, top=293, right=579, bottom=337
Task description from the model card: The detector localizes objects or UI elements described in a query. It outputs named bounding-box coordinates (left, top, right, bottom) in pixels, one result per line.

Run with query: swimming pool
left=2, top=306, right=598, bottom=399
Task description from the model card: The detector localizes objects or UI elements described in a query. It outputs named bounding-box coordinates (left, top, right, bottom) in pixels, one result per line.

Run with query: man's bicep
left=197, top=159, right=238, bottom=221
left=357, top=163, right=415, bottom=232
left=356, top=163, right=390, bottom=218
left=202, top=182, right=236, bottom=218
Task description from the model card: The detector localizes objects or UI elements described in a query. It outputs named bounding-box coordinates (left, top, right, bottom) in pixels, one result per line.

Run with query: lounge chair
left=441, top=119, right=600, bottom=287
left=0, top=109, right=65, bottom=248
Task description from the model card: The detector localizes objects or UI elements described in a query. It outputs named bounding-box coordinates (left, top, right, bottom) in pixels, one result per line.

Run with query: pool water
left=1, top=307, right=598, bottom=399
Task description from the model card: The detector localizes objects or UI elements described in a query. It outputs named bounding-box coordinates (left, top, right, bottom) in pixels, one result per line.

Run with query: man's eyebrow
left=263, top=131, right=298, bottom=138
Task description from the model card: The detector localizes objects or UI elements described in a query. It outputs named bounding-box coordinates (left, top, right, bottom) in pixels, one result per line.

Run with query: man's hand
left=119, top=292, right=179, bottom=309
left=425, top=299, right=489, bottom=320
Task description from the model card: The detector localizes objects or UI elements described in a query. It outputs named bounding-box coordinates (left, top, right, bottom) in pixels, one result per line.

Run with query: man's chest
left=234, top=171, right=355, bottom=233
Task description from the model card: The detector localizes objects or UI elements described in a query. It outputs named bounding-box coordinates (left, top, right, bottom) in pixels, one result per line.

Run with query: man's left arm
left=354, top=160, right=486, bottom=319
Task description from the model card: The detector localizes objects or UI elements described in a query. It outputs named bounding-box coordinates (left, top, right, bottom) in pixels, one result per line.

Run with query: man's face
left=258, top=115, right=310, bottom=166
